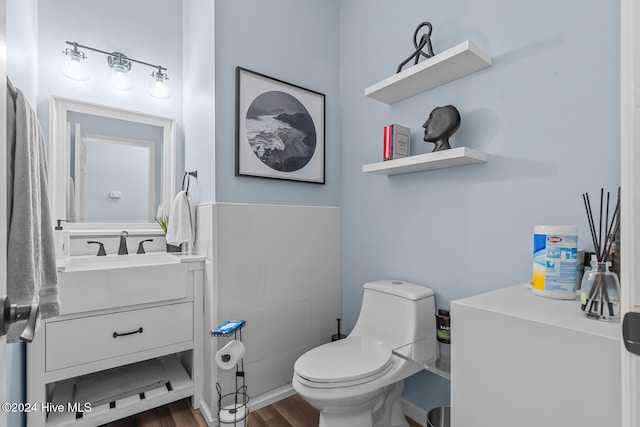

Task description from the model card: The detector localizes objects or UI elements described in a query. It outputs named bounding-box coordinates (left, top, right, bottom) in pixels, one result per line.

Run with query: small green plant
left=155, top=216, right=168, bottom=234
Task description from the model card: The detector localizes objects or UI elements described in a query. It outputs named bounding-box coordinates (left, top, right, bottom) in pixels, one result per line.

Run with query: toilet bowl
left=292, top=280, right=437, bottom=427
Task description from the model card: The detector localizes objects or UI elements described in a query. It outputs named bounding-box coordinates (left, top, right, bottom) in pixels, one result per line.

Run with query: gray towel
left=6, top=80, right=59, bottom=342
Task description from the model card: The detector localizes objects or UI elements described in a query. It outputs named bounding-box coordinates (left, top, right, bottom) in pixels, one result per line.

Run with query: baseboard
left=247, top=384, right=296, bottom=412
left=198, top=398, right=217, bottom=426
left=403, top=398, right=427, bottom=427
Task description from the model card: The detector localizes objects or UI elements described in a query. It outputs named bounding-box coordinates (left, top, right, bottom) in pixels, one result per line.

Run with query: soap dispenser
left=53, top=219, right=70, bottom=258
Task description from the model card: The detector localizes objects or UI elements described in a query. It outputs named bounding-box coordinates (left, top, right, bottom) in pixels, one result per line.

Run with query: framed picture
left=236, top=67, right=325, bottom=184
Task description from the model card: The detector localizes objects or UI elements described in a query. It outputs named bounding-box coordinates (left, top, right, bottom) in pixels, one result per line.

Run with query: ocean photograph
left=245, top=90, right=317, bottom=172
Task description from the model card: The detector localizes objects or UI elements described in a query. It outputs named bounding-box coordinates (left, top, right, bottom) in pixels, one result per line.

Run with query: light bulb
left=107, top=53, right=133, bottom=91
left=147, top=70, right=172, bottom=99
left=59, top=50, right=89, bottom=81
left=107, top=66, right=133, bottom=91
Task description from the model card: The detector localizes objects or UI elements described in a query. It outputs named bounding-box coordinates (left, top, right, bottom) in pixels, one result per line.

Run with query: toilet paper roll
left=215, top=340, right=245, bottom=370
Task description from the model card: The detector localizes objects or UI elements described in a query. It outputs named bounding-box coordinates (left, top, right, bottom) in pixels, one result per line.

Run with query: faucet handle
left=87, top=241, right=107, bottom=256
left=137, top=239, right=154, bottom=254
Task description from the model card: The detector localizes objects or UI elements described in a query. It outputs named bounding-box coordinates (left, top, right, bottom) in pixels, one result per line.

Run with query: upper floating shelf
left=364, top=40, right=492, bottom=104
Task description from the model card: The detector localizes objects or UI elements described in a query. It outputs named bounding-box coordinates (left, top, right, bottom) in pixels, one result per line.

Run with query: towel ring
left=182, top=170, right=198, bottom=193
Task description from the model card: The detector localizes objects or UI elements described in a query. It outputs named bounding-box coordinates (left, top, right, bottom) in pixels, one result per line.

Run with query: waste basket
left=427, top=406, right=450, bottom=427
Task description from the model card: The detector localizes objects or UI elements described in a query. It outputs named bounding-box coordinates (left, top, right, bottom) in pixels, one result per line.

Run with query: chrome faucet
left=118, top=231, right=129, bottom=255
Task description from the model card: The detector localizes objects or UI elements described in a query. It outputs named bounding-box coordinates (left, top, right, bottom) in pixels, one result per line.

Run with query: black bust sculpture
left=423, top=105, right=461, bottom=152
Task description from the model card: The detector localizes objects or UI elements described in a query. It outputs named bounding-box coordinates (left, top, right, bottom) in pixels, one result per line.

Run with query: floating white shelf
left=364, top=40, right=492, bottom=104
left=362, top=147, right=488, bottom=175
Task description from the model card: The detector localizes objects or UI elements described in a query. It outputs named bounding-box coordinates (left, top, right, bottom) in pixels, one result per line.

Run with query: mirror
left=49, top=96, right=175, bottom=227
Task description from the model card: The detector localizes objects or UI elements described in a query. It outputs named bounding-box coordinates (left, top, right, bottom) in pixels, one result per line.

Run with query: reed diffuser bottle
left=581, top=259, right=620, bottom=322
left=581, top=187, right=621, bottom=323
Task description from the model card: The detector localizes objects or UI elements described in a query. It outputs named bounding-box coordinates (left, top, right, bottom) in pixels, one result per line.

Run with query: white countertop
left=56, top=251, right=206, bottom=271
left=452, top=284, right=620, bottom=342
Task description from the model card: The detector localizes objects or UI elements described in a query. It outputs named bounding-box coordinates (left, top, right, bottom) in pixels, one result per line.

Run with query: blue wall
left=214, top=0, right=341, bottom=207
left=214, top=0, right=621, bottom=413
left=339, top=0, right=620, bottom=409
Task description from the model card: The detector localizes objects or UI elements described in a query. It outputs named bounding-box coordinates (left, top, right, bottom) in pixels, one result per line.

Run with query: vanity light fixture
left=59, top=41, right=172, bottom=99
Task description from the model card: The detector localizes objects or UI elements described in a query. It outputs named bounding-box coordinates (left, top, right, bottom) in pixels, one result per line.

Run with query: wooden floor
left=101, top=398, right=208, bottom=427
left=101, top=395, right=422, bottom=427
left=248, top=394, right=318, bottom=426
left=248, top=394, right=421, bottom=427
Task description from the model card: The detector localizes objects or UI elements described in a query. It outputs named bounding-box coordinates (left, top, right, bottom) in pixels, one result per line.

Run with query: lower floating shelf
left=46, top=355, right=193, bottom=427
left=393, top=338, right=450, bottom=380
left=362, top=146, right=488, bottom=175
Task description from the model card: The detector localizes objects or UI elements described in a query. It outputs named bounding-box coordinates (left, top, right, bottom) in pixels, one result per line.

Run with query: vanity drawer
left=45, top=302, right=193, bottom=372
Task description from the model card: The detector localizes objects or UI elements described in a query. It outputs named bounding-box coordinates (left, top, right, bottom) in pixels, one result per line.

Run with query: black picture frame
left=235, top=67, right=325, bottom=184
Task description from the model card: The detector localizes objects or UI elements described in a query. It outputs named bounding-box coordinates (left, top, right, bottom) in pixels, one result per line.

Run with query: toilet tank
left=350, top=280, right=436, bottom=350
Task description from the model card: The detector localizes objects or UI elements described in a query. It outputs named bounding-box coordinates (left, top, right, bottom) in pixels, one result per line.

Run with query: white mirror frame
left=49, top=95, right=176, bottom=231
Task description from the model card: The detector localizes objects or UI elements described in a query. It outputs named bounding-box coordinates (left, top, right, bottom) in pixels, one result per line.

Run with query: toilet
left=292, top=280, right=437, bottom=427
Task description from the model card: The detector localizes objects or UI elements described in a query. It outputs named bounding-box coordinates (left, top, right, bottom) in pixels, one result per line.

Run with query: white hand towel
left=165, top=191, right=195, bottom=246
left=6, top=81, right=59, bottom=342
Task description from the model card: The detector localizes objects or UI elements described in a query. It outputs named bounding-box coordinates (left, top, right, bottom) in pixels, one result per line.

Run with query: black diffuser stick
left=587, top=278, right=601, bottom=314
left=603, top=189, right=621, bottom=259
left=598, top=188, right=604, bottom=257
left=583, top=193, right=601, bottom=260
left=602, top=191, right=610, bottom=261
left=607, top=213, right=621, bottom=260
left=600, top=275, right=614, bottom=316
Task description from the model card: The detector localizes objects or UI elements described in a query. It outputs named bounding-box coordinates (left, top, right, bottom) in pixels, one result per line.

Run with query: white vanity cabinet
left=27, top=256, right=205, bottom=427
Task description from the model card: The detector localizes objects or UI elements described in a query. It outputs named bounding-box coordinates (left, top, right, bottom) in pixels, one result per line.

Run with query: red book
left=383, top=125, right=393, bottom=160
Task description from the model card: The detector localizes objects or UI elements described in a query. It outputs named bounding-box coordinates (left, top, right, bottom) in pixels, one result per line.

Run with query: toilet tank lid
left=363, top=280, right=434, bottom=300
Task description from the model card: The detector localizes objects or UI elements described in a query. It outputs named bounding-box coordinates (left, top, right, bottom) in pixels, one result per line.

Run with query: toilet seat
left=294, top=337, right=393, bottom=388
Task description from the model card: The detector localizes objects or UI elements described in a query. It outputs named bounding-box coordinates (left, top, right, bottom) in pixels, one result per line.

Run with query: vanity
left=25, top=96, right=204, bottom=426
left=27, top=251, right=204, bottom=427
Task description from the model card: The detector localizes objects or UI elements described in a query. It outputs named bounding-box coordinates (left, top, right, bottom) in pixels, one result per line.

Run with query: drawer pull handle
left=113, top=327, right=143, bottom=339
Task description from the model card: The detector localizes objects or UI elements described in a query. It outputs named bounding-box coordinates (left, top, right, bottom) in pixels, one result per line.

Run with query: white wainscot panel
left=220, top=300, right=312, bottom=364
left=219, top=257, right=268, bottom=313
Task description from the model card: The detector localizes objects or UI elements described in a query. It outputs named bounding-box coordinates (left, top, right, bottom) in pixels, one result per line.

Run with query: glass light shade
left=107, top=66, right=133, bottom=91
left=147, top=71, right=172, bottom=99
left=59, top=51, right=90, bottom=81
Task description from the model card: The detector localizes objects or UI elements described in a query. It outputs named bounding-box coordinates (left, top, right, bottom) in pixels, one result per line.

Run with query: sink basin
left=58, top=252, right=181, bottom=272
left=57, top=252, right=189, bottom=315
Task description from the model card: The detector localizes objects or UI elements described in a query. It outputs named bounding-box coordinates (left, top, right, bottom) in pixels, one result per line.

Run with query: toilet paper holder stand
left=211, top=319, right=249, bottom=426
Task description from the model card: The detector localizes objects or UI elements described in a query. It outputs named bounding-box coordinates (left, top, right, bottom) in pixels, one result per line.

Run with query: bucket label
left=532, top=234, right=578, bottom=293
